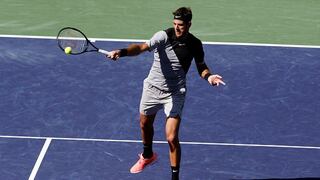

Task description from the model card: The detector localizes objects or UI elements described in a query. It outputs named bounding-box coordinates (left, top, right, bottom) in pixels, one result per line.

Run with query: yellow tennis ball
left=64, top=47, right=72, bottom=54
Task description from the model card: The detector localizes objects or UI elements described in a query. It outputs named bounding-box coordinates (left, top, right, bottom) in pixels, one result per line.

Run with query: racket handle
left=98, top=49, right=111, bottom=55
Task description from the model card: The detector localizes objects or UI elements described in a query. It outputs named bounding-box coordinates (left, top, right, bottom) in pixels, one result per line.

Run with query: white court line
left=1, top=135, right=320, bottom=150
left=0, top=34, right=320, bottom=49
left=28, top=138, right=52, bottom=180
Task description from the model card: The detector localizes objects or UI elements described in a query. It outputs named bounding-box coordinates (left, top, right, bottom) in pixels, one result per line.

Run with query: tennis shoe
left=130, top=153, right=158, bottom=173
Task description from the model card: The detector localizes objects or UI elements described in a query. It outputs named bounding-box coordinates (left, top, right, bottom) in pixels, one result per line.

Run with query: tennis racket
left=57, top=27, right=110, bottom=55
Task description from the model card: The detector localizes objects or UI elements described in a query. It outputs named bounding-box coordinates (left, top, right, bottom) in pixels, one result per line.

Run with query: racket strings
left=57, top=29, right=87, bottom=54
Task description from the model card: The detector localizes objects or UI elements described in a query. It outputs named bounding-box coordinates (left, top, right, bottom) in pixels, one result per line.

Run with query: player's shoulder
left=164, top=27, right=174, bottom=34
left=150, top=29, right=169, bottom=42
left=164, top=28, right=175, bottom=39
left=188, top=32, right=202, bottom=45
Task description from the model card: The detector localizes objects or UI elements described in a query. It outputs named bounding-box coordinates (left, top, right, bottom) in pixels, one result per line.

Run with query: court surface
left=0, top=36, right=319, bottom=180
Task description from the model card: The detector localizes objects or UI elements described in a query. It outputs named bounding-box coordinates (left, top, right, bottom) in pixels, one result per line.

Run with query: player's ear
left=187, top=22, right=192, bottom=29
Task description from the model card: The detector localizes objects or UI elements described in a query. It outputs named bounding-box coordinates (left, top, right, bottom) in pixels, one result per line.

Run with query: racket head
left=57, top=27, right=90, bottom=55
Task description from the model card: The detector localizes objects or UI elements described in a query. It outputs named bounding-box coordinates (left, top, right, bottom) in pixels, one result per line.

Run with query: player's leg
left=140, top=113, right=156, bottom=158
left=139, top=82, right=162, bottom=159
left=130, top=113, right=158, bottom=174
left=166, top=116, right=181, bottom=180
left=163, top=88, right=186, bottom=180
left=130, top=82, right=160, bottom=173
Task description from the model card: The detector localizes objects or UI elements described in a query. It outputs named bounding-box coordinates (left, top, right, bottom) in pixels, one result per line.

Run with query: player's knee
left=140, top=121, right=154, bottom=132
left=166, top=134, right=179, bottom=145
left=140, top=114, right=155, bottom=129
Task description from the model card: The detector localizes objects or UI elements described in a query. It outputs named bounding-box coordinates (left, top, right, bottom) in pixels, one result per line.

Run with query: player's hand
left=107, top=50, right=121, bottom=61
left=208, top=74, right=226, bottom=86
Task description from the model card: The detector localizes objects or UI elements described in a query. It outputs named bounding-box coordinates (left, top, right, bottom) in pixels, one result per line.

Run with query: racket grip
left=98, top=49, right=111, bottom=55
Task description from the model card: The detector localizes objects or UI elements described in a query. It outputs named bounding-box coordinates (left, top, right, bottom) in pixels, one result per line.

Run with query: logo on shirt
left=179, top=88, right=186, bottom=94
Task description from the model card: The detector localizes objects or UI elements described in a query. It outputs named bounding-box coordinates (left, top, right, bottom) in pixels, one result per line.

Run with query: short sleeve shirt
left=146, top=28, right=206, bottom=91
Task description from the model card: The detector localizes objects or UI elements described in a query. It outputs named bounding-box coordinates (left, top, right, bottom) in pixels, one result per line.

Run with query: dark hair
left=173, top=7, right=192, bottom=22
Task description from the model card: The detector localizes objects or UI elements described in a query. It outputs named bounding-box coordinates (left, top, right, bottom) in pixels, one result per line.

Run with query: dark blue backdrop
left=0, top=37, right=319, bottom=179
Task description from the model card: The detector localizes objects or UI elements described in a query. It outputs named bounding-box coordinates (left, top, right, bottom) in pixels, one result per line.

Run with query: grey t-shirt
left=145, top=28, right=207, bottom=92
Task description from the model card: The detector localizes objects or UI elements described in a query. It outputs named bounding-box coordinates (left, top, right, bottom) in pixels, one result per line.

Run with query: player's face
left=173, top=19, right=190, bottom=38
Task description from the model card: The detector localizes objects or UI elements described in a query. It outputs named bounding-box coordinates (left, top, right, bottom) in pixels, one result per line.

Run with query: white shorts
left=139, top=81, right=186, bottom=118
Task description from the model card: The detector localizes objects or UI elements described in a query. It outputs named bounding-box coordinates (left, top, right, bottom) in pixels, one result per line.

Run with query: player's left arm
left=199, top=66, right=226, bottom=86
left=194, top=44, right=225, bottom=86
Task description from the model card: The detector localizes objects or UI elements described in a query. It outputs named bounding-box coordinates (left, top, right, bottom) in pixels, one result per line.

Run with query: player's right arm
left=107, top=43, right=149, bottom=60
left=107, top=30, right=166, bottom=61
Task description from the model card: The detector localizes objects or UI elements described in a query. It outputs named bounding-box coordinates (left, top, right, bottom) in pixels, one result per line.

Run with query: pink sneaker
left=130, top=153, right=158, bottom=173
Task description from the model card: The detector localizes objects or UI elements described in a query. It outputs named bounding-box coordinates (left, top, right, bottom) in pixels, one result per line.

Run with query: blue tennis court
left=0, top=37, right=320, bottom=180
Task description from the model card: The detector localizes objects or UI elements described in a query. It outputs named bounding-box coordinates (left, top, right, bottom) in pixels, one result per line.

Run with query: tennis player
left=107, top=7, right=225, bottom=180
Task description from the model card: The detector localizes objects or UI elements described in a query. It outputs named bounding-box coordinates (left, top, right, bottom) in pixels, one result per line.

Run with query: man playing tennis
left=107, top=7, right=225, bottom=180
